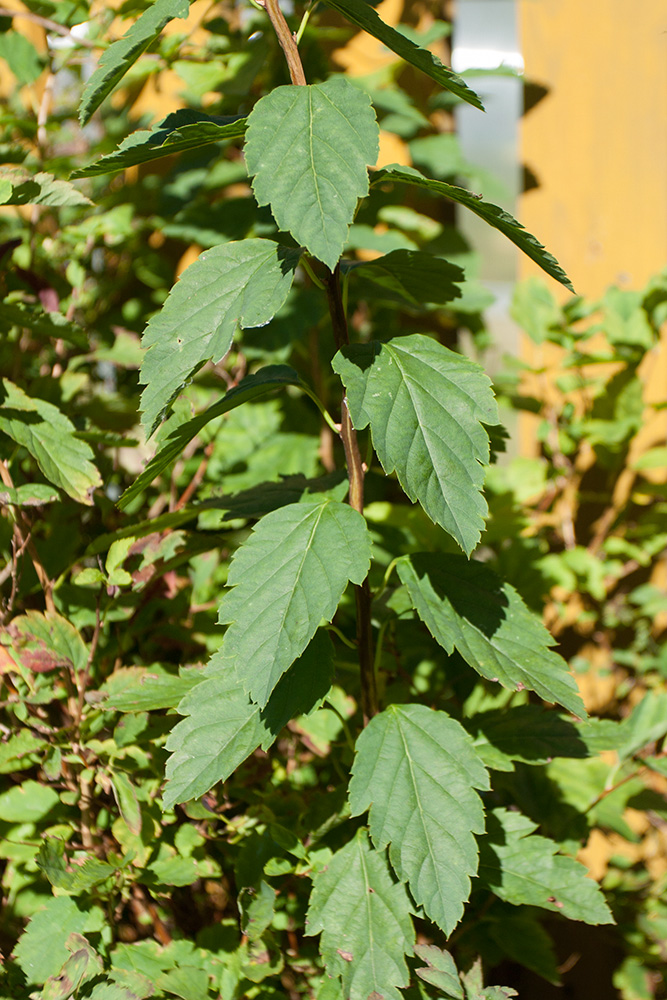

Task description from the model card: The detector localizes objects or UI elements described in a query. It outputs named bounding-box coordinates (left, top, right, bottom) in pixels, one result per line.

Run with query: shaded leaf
left=323, top=0, right=483, bottom=111
left=121, top=366, right=303, bottom=509
left=414, top=944, right=463, bottom=999
left=0, top=380, right=101, bottom=503
left=245, top=77, right=379, bottom=270
left=111, top=771, right=142, bottom=836
left=217, top=499, right=371, bottom=706
left=305, top=829, right=414, bottom=1000
left=37, top=840, right=116, bottom=892
left=0, top=302, right=87, bottom=349
left=351, top=249, right=463, bottom=306
left=465, top=705, right=590, bottom=772
left=72, top=110, right=247, bottom=178
left=372, top=164, right=574, bottom=291
left=333, top=335, right=498, bottom=554
left=397, top=553, right=586, bottom=716
left=0, top=168, right=91, bottom=207
left=478, top=808, right=613, bottom=924
left=79, top=0, right=190, bottom=125
left=140, top=240, right=301, bottom=436
left=163, top=630, right=334, bottom=808
left=349, top=704, right=489, bottom=934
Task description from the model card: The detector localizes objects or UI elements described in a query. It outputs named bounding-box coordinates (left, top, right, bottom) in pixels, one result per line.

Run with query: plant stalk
left=324, top=266, right=378, bottom=723
left=262, top=8, right=378, bottom=722
left=261, top=0, right=307, bottom=86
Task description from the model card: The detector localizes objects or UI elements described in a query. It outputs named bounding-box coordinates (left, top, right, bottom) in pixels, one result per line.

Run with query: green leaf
left=0, top=30, right=43, bottom=85
left=0, top=482, right=60, bottom=506
left=101, top=665, right=202, bottom=712
left=414, top=945, right=463, bottom=999
left=349, top=704, right=489, bottom=934
left=14, top=897, right=92, bottom=984
left=217, top=499, right=371, bottom=707
left=465, top=705, right=590, bottom=772
left=163, top=630, right=334, bottom=808
left=350, top=249, right=463, bottom=306
left=111, top=771, right=142, bottom=836
left=372, top=165, right=574, bottom=291
left=614, top=689, right=667, bottom=760
left=37, top=840, right=117, bottom=892
left=323, top=0, right=483, bottom=111
left=121, top=366, right=303, bottom=509
left=0, top=380, right=102, bottom=504
left=0, top=778, right=59, bottom=822
left=0, top=302, right=88, bottom=348
left=478, top=808, right=613, bottom=925
left=78, top=0, right=190, bottom=125
left=140, top=240, right=301, bottom=436
left=5, top=610, right=89, bottom=675
left=71, top=110, right=247, bottom=178
left=305, top=829, right=414, bottom=1000
left=40, top=934, right=104, bottom=1000
left=0, top=169, right=91, bottom=207
left=245, top=77, right=379, bottom=270
left=332, top=335, right=498, bottom=554
left=396, top=553, right=586, bottom=716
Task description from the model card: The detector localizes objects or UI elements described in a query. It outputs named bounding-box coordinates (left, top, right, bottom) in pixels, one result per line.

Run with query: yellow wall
left=518, top=0, right=667, bottom=298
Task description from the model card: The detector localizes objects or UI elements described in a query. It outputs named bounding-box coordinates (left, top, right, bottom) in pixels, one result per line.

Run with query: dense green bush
left=0, top=3, right=666, bottom=999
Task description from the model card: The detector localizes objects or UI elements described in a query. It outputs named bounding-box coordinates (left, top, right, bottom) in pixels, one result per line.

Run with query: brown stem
left=0, top=7, right=96, bottom=47
left=0, top=461, right=55, bottom=612
left=262, top=10, right=377, bottom=721
left=261, top=0, right=307, bottom=86
left=324, top=267, right=377, bottom=722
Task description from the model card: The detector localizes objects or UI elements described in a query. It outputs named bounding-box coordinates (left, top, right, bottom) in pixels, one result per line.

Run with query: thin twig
left=323, top=267, right=377, bottom=722
left=0, top=7, right=96, bottom=46
left=0, top=461, right=55, bottom=612
left=260, top=0, right=307, bottom=85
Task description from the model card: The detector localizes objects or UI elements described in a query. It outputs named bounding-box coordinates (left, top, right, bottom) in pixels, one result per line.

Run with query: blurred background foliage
left=0, top=1, right=666, bottom=999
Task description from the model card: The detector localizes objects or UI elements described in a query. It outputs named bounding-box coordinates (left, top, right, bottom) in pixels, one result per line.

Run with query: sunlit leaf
left=245, top=77, right=379, bottom=270
left=349, top=704, right=489, bottom=934
left=140, top=240, right=301, bottom=436
left=333, top=335, right=498, bottom=554
left=305, top=829, right=414, bottom=1000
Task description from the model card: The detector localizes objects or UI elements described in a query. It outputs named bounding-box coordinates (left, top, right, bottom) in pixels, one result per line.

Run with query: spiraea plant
left=3, top=1, right=645, bottom=998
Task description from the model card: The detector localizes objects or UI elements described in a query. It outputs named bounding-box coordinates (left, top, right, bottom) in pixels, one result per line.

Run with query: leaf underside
left=349, top=703, right=490, bottom=934
left=217, top=499, right=372, bottom=707
left=139, top=239, right=301, bottom=437
left=305, top=829, right=414, bottom=1000
left=397, top=553, right=586, bottom=717
left=71, top=111, right=247, bottom=178
left=333, top=334, right=499, bottom=554
left=323, top=0, right=484, bottom=111
left=372, top=165, right=574, bottom=292
left=245, top=77, right=379, bottom=270
left=79, top=0, right=190, bottom=125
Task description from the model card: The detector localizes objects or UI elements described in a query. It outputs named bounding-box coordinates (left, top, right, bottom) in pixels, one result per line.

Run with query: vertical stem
left=261, top=9, right=378, bottom=721
left=324, top=267, right=378, bottom=723
left=262, top=0, right=307, bottom=86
